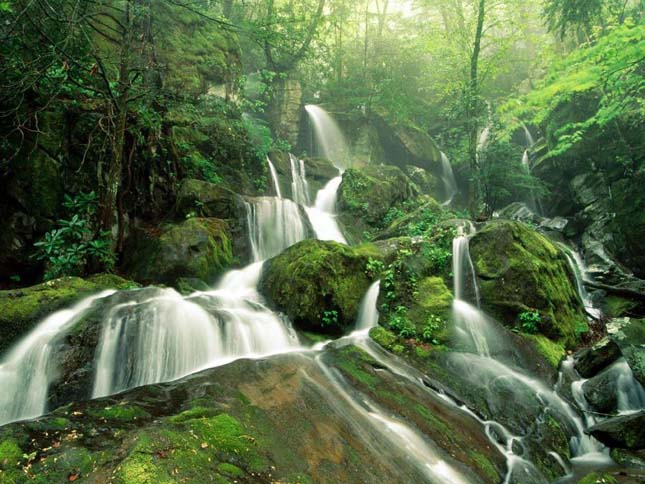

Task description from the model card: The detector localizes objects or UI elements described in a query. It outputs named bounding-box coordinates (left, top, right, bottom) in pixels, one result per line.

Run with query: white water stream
left=440, top=151, right=458, bottom=206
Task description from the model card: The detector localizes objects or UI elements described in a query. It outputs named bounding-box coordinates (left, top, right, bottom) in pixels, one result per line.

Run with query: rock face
left=259, top=240, right=380, bottom=334
left=470, top=220, right=586, bottom=345
left=371, top=109, right=442, bottom=172
left=574, top=337, right=621, bottom=378
left=607, top=318, right=645, bottom=387
left=0, top=275, right=136, bottom=355
left=587, top=411, right=645, bottom=450
left=0, top=347, right=505, bottom=484
left=337, top=164, right=420, bottom=243
left=122, top=218, right=236, bottom=287
left=267, top=78, right=303, bottom=148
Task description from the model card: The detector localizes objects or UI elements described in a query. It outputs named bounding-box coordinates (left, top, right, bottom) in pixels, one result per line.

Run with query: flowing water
left=440, top=152, right=458, bottom=206
left=305, top=176, right=347, bottom=243
left=289, top=153, right=310, bottom=206
left=304, top=104, right=349, bottom=167
left=560, top=245, right=601, bottom=320
left=0, top=291, right=115, bottom=426
left=267, top=156, right=283, bottom=198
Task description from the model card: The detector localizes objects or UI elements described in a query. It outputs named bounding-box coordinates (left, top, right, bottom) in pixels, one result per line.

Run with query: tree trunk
left=467, top=0, right=486, bottom=215
left=99, top=1, right=133, bottom=237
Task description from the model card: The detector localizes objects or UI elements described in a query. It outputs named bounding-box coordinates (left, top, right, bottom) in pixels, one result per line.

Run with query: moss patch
left=524, top=334, right=566, bottom=368
left=259, top=240, right=380, bottom=334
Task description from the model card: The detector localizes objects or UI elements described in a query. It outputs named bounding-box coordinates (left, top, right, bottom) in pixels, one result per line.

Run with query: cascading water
left=560, top=246, right=601, bottom=320
left=246, top=197, right=308, bottom=260
left=304, top=104, right=349, bottom=167
left=523, top=124, right=535, bottom=148
left=440, top=152, right=458, bottom=206
left=267, top=155, right=283, bottom=198
left=303, top=105, right=348, bottom=244
left=448, top=224, right=613, bottom=482
left=0, top=291, right=115, bottom=426
left=289, top=153, right=310, bottom=206
left=355, top=281, right=381, bottom=332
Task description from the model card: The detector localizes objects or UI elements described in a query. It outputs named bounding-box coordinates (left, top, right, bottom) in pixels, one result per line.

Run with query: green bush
left=518, top=311, right=541, bottom=334
left=33, top=192, right=115, bottom=280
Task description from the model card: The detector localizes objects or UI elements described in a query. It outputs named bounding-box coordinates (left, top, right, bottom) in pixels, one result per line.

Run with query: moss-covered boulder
left=470, top=220, right=586, bottom=346
left=122, top=218, right=236, bottom=287
left=0, top=275, right=136, bottom=355
left=259, top=240, right=380, bottom=334
left=337, top=165, right=419, bottom=243
left=175, top=178, right=244, bottom=220
left=587, top=411, right=645, bottom=450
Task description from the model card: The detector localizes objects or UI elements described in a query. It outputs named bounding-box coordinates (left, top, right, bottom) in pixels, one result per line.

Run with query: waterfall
left=267, top=156, right=282, bottom=198
left=246, top=197, right=309, bottom=260
left=522, top=150, right=531, bottom=171
left=0, top=291, right=115, bottom=426
left=305, top=177, right=347, bottom=244
left=355, top=281, right=381, bottom=332
left=304, top=104, right=349, bottom=169
left=289, top=153, right=310, bottom=206
left=523, top=124, right=535, bottom=147
left=440, top=152, right=458, bottom=206
left=476, top=125, right=491, bottom=161
left=560, top=246, right=601, bottom=320
left=451, top=226, right=480, bottom=305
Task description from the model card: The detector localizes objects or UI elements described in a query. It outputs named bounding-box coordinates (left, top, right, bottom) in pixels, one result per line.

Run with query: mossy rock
left=587, top=411, right=645, bottom=450
left=175, top=178, right=244, bottom=220
left=0, top=275, right=136, bottom=355
left=121, top=218, right=236, bottom=287
left=337, top=164, right=419, bottom=243
left=259, top=240, right=381, bottom=334
left=470, top=220, right=586, bottom=346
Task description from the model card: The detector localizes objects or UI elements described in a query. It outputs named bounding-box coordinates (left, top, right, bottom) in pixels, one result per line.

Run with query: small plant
left=33, top=191, right=115, bottom=280
left=422, top=314, right=445, bottom=344
left=518, top=311, right=541, bottom=334
left=388, top=306, right=416, bottom=339
left=321, top=310, right=339, bottom=327
left=365, top=257, right=385, bottom=278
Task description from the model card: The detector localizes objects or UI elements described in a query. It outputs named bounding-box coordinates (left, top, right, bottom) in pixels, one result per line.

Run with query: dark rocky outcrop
left=0, top=274, right=136, bottom=355
left=587, top=411, right=645, bottom=450
left=121, top=218, right=237, bottom=287
left=607, top=318, right=645, bottom=387
left=574, top=337, right=622, bottom=378
left=470, top=220, right=586, bottom=346
left=259, top=240, right=381, bottom=335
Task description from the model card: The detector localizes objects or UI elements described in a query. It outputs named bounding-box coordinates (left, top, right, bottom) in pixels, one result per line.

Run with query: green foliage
left=422, top=315, right=445, bottom=345
left=321, top=310, right=339, bottom=327
left=33, top=192, right=114, bottom=280
left=518, top=311, right=541, bottom=334
left=388, top=306, right=416, bottom=339
left=365, top=257, right=385, bottom=278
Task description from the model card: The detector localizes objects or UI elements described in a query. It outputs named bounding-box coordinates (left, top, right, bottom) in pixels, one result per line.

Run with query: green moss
left=370, top=326, right=398, bottom=349
left=525, top=334, right=566, bottom=368
left=334, top=348, right=380, bottom=389
left=217, top=462, right=244, bottom=478
left=468, top=450, right=500, bottom=482
left=578, top=472, right=618, bottom=484
left=603, top=295, right=638, bottom=318
left=0, top=439, right=22, bottom=469
left=88, top=404, right=150, bottom=422
left=168, top=406, right=219, bottom=423
left=470, top=220, right=586, bottom=347
left=414, top=404, right=450, bottom=435
left=259, top=240, right=380, bottom=334
left=115, top=453, right=174, bottom=484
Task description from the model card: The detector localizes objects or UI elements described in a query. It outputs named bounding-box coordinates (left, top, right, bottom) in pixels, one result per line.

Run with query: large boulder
left=175, top=178, right=244, bottom=220
left=122, top=218, right=236, bottom=287
left=587, top=411, right=645, bottom=450
left=607, top=318, right=645, bottom=387
left=259, top=240, right=380, bottom=335
left=470, top=220, right=586, bottom=346
left=0, top=274, right=136, bottom=355
left=371, top=110, right=442, bottom=172
left=337, top=164, right=420, bottom=243
left=574, top=336, right=621, bottom=378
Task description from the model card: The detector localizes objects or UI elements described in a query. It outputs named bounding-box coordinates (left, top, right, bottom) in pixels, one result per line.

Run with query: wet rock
left=0, top=275, right=136, bottom=355
left=371, top=109, right=442, bottom=172
left=121, top=218, right=237, bottom=287
left=582, top=366, right=620, bottom=414
left=496, top=202, right=544, bottom=225
left=470, top=220, right=586, bottom=346
left=0, top=349, right=505, bottom=484
left=608, top=318, right=645, bottom=387
left=587, top=411, right=645, bottom=449
left=259, top=240, right=380, bottom=335
left=574, top=337, right=621, bottom=378
left=175, top=178, right=245, bottom=220
left=268, top=151, right=338, bottom=199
